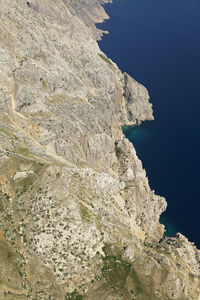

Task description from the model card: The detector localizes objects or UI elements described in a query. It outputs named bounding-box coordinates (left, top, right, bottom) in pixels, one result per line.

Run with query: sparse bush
left=98, top=53, right=115, bottom=69
left=65, top=290, right=83, bottom=300
left=115, top=146, right=123, bottom=158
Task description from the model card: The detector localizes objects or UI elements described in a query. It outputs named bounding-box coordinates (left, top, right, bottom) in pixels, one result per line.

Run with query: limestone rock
left=123, top=72, right=154, bottom=124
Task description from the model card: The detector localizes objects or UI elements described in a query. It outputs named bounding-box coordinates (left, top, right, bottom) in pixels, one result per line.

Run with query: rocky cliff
left=0, top=1, right=199, bottom=299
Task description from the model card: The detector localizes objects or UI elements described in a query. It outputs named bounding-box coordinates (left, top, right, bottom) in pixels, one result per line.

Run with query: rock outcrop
left=0, top=0, right=199, bottom=299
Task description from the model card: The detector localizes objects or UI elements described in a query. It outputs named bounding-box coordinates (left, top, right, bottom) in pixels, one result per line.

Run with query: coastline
left=97, top=0, right=200, bottom=249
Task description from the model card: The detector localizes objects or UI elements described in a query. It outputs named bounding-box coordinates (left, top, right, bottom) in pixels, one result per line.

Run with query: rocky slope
left=0, top=0, right=199, bottom=299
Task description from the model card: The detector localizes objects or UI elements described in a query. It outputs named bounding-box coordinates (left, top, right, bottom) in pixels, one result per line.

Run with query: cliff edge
left=0, top=1, right=199, bottom=299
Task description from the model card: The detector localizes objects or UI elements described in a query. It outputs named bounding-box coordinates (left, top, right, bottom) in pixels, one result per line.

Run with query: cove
left=98, top=0, right=200, bottom=248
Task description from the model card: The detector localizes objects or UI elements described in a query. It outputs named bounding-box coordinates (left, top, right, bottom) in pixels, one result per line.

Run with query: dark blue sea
left=97, top=0, right=200, bottom=247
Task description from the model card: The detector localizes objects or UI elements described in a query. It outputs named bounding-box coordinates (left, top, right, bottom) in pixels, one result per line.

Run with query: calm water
left=98, top=0, right=200, bottom=247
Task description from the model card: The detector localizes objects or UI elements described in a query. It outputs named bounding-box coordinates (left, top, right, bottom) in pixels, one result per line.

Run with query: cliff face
left=0, top=1, right=199, bottom=299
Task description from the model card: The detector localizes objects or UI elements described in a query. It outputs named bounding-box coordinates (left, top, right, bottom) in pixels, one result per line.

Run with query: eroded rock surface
left=0, top=0, right=199, bottom=299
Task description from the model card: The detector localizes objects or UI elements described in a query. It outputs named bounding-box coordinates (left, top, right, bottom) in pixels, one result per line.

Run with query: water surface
left=98, top=0, right=200, bottom=247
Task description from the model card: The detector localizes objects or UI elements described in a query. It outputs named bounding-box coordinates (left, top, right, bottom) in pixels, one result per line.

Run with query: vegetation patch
left=45, top=94, right=64, bottom=105
left=17, top=175, right=35, bottom=195
left=45, top=94, right=85, bottom=106
left=42, top=80, right=49, bottom=92
left=115, top=146, right=124, bottom=159
left=101, top=244, right=145, bottom=298
left=79, top=204, right=91, bottom=222
left=14, top=145, right=38, bottom=161
left=0, top=239, right=25, bottom=291
left=102, top=254, right=131, bottom=290
left=98, top=53, right=115, bottom=69
left=0, top=126, right=18, bottom=140
left=65, top=290, right=83, bottom=300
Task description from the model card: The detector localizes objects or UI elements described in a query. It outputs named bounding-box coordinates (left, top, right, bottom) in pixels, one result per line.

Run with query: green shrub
left=98, top=53, right=114, bottom=69
left=65, top=290, right=83, bottom=300
left=115, top=146, right=123, bottom=158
